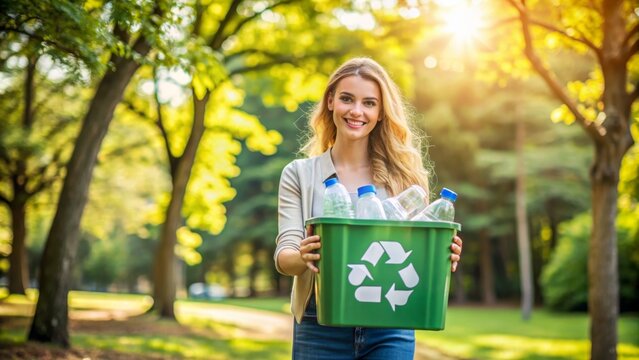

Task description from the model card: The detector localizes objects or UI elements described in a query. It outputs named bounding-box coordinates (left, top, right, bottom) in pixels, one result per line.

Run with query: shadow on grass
left=0, top=311, right=290, bottom=360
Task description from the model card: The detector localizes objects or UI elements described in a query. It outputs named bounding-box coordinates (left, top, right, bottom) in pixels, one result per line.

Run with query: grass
left=1, top=290, right=638, bottom=360
left=417, top=306, right=639, bottom=360
left=0, top=290, right=291, bottom=360
left=189, top=296, right=292, bottom=314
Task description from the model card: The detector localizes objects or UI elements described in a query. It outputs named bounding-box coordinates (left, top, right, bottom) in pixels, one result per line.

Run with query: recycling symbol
left=347, top=241, right=420, bottom=311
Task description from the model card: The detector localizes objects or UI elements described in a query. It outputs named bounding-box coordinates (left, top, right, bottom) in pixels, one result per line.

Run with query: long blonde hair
left=301, top=57, right=430, bottom=196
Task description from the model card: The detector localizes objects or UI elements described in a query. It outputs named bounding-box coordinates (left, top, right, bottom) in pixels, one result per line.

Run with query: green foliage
left=541, top=210, right=639, bottom=312
left=540, top=213, right=589, bottom=311
left=0, top=0, right=109, bottom=72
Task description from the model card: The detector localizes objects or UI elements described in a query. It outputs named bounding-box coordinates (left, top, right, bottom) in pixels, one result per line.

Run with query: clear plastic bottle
left=382, top=185, right=428, bottom=220
left=355, top=184, right=387, bottom=220
left=382, top=197, right=408, bottom=220
left=322, top=178, right=355, bottom=218
left=411, top=187, right=457, bottom=221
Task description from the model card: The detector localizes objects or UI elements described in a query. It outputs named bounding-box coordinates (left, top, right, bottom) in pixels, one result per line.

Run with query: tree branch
left=209, top=0, right=243, bottom=50
left=623, top=23, right=639, bottom=47
left=26, top=165, right=62, bottom=197
left=625, top=37, right=639, bottom=63
left=25, top=142, right=67, bottom=196
left=153, top=67, right=178, bottom=173
left=97, top=139, right=151, bottom=160
left=0, top=26, right=82, bottom=59
left=528, top=18, right=602, bottom=60
left=229, top=60, right=294, bottom=76
left=0, top=192, right=10, bottom=205
left=226, top=0, right=299, bottom=41
left=506, top=0, right=605, bottom=143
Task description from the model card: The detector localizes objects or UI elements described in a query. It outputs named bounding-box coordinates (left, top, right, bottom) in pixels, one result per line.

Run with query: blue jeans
left=292, top=295, right=415, bottom=359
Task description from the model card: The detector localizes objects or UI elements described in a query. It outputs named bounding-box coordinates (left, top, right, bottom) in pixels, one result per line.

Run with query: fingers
left=450, top=235, right=462, bottom=272
left=301, top=227, right=320, bottom=273
left=301, top=234, right=320, bottom=245
left=301, top=251, right=320, bottom=261
left=453, top=235, right=463, bottom=248
left=450, top=235, right=462, bottom=255
left=450, top=243, right=462, bottom=255
left=302, top=251, right=320, bottom=273
left=306, top=261, right=319, bottom=273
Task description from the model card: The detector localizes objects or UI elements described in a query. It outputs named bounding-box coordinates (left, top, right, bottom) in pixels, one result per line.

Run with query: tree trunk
left=152, top=93, right=208, bottom=319
left=589, top=144, right=621, bottom=359
left=478, top=228, right=496, bottom=305
left=515, top=119, right=533, bottom=320
left=8, top=199, right=28, bottom=294
left=28, top=43, right=150, bottom=347
left=588, top=1, right=632, bottom=357
left=8, top=54, right=38, bottom=295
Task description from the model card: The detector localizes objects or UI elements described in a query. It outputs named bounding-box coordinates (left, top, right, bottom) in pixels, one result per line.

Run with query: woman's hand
left=450, top=235, right=463, bottom=272
left=300, top=225, right=321, bottom=273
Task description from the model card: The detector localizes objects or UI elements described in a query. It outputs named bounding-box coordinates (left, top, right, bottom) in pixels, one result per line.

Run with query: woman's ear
left=327, top=93, right=334, bottom=111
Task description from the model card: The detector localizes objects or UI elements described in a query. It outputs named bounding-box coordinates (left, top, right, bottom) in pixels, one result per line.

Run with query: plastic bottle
left=355, top=184, right=387, bottom=220
left=382, top=185, right=428, bottom=220
left=411, top=187, right=457, bottom=221
left=322, top=178, right=355, bottom=218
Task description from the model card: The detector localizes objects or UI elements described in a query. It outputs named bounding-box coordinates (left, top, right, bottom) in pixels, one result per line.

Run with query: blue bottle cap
left=324, top=177, right=338, bottom=187
left=440, top=188, right=457, bottom=202
left=357, top=184, right=377, bottom=197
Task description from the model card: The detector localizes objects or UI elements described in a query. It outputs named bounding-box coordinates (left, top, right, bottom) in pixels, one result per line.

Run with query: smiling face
left=327, top=75, right=382, bottom=144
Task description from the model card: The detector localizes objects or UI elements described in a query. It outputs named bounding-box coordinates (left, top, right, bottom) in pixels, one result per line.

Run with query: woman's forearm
left=277, top=248, right=308, bottom=276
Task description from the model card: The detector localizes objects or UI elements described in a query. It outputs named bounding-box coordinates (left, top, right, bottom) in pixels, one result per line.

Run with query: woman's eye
left=364, top=101, right=377, bottom=107
left=339, top=96, right=352, bottom=103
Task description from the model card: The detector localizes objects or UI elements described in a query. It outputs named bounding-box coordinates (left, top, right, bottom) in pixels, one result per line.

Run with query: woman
left=274, top=57, right=463, bottom=359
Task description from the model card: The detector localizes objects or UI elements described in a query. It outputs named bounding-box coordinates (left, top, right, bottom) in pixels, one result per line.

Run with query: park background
left=0, top=0, right=638, bottom=359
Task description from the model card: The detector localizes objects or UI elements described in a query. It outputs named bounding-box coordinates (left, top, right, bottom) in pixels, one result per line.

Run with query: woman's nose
left=349, top=103, right=363, bottom=116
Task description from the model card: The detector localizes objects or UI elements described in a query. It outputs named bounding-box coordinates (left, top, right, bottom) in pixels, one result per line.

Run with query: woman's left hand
left=450, top=235, right=463, bottom=272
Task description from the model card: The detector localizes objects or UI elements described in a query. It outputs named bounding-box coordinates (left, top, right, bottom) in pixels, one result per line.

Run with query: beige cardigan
left=274, top=149, right=387, bottom=323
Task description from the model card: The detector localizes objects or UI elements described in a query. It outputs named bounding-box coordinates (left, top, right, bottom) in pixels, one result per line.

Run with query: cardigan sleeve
left=274, top=160, right=306, bottom=275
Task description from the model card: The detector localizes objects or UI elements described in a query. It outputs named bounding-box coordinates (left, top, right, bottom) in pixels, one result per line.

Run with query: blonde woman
left=275, top=57, right=463, bottom=359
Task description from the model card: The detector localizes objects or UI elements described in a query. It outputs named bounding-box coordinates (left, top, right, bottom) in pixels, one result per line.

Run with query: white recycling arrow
left=355, top=286, right=382, bottom=302
left=361, top=242, right=384, bottom=266
left=347, top=264, right=373, bottom=286
left=399, top=263, right=419, bottom=288
left=380, top=241, right=412, bottom=264
left=385, top=283, right=413, bottom=311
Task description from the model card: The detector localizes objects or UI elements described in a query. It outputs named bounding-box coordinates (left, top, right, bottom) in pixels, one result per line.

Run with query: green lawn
left=417, top=307, right=639, bottom=360
left=197, top=296, right=292, bottom=314
left=1, top=291, right=637, bottom=360
left=0, top=291, right=291, bottom=360
left=210, top=296, right=639, bottom=360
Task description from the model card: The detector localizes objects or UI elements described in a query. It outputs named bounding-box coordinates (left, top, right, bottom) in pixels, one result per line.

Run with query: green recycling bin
left=306, top=217, right=461, bottom=330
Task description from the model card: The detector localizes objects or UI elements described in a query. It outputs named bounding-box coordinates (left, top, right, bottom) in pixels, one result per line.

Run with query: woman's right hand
left=300, top=225, right=321, bottom=273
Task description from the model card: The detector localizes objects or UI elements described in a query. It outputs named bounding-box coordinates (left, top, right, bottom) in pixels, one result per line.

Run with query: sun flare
left=441, top=2, right=485, bottom=46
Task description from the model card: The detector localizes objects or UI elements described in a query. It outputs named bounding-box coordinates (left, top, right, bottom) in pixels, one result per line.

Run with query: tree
left=12, top=0, right=180, bottom=347
left=0, top=52, right=74, bottom=295
left=0, top=0, right=107, bottom=296
left=500, top=1, right=638, bottom=357
left=139, top=0, right=367, bottom=318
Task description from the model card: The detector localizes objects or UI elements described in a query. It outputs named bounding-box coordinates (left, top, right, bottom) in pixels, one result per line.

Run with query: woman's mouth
left=345, top=119, right=367, bottom=127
